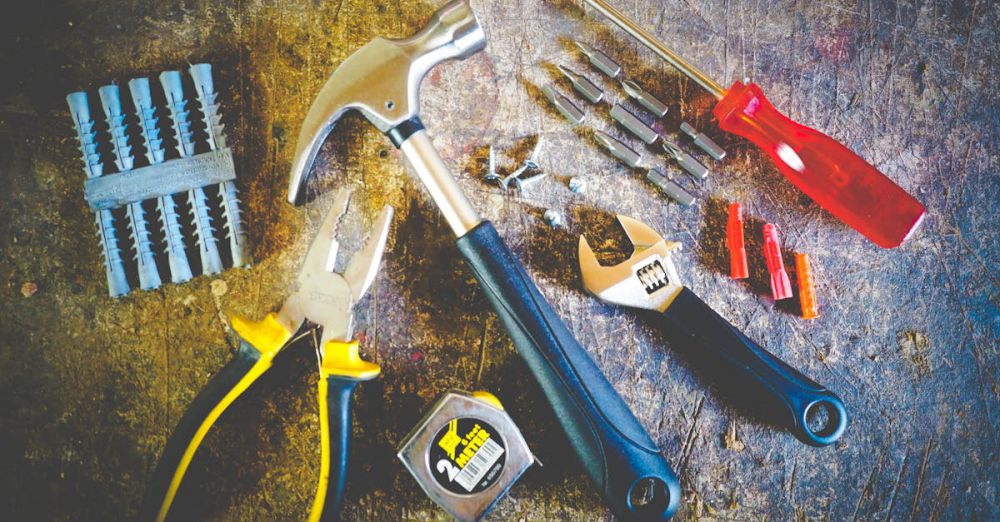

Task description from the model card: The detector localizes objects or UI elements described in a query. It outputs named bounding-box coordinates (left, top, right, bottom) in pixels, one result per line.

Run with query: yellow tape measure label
left=428, top=417, right=506, bottom=494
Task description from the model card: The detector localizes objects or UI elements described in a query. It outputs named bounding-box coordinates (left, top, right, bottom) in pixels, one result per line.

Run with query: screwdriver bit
left=646, top=168, right=696, bottom=207
left=574, top=41, right=622, bottom=79
left=542, top=84, right=585, bottom=125
left=661, top=140, right=709, bottom=180
left=680, top=121, right=726, bottom=160
left=557, top=64, right=604, bottom=104
left=621, top=80, right=668, bottom=118
left=594, top=130, right=642, bottom=168
left=610, top=104, right=658, bottom=145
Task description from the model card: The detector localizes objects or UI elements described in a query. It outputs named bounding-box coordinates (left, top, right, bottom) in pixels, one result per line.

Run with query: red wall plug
left=726, top=202, right=749, bottom=279
left=763, top=224, right=792, bottom=300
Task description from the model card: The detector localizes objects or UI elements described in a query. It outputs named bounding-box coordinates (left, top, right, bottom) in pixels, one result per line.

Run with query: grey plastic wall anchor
left=646, top=168, right=697, bottom=207
left=158, top=71, right=197, bottom=157
left=219, top=180, right=248, bottom=267
left=96, top=210, right=131, bottom=296
left=99, top=85, right=161, bottom=290
left=160, top=71, right=223, bottom=275
left=190, top=63, right=249, bottom=268
left=188, top=186, right=224, bottom=275
left=189, top=64, right=227, bottom=150
left=66, top=91, right=130, bottom=296
left=66, top=92, right=104, bottom=179
left=127, top=78, right=165, bottom=165
left=129, top=78, right=193, bottom=283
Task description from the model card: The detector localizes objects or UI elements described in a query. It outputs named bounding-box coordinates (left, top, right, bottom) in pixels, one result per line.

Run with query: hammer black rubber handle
left=457, top=221, right=681, bottom=520
left=660, top=287, right=847, bottom=446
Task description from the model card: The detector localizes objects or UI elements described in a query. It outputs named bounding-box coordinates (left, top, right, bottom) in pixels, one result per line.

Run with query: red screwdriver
left=584, top=0, right=925, bottom=248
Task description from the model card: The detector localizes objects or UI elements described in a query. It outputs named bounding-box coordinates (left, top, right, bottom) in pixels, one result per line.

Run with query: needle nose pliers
left=138, top=189, right=393, bottom=522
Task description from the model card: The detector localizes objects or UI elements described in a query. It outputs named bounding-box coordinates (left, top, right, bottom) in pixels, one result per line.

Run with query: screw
left=501, top=137, right=545, bottom=190
left=518, top=172, right=549, bottom=189
left=568, top=177, right=587, bottom=193
left=543, top=209, right=563, bottom=227
left=483, top=145, right=502, bottom=185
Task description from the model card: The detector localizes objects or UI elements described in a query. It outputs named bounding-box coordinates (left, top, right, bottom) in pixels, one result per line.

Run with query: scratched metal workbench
left=1, top=0, right=997, bottom=520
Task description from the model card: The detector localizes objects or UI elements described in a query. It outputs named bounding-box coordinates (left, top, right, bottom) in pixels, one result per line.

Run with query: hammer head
left=288, top=0, right=486, bottom=204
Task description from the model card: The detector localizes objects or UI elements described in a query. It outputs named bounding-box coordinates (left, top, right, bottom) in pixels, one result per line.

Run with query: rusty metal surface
left=0, top=0, right=997, bottom=520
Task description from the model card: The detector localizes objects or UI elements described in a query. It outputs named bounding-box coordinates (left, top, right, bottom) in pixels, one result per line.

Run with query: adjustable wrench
left=579, top=215, right=848, bottom=446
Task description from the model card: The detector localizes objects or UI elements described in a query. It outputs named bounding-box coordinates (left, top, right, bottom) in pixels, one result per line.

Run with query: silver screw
left=543, top=209, right=562, bottom=227
left=501, top=137, right=545, bottom=191
left=568, top=177, right=587, bottom=194
left=483, top=145, right=501, bottom=184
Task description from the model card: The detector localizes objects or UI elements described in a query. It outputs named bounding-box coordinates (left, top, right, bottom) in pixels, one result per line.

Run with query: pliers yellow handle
left=137, top=314, right=291, bottom=522
left=311, top=340, right=380, bottom=522
left=137, top=191, right=393, bottom=521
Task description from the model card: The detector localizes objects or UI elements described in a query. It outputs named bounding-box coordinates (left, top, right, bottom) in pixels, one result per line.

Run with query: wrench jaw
left=578, top=216, right=685, bottom=312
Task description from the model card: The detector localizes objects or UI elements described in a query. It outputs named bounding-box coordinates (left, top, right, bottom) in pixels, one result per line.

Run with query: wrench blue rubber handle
left=661, top=287, right=847, bottom=446
left=457, top=221, right=680, bottom=520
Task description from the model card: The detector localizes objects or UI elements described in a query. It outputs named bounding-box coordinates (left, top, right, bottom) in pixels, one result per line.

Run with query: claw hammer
left=288, top=2, right=680, bottom=519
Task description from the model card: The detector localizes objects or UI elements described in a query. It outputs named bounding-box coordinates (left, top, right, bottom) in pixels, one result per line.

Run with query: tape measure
left=397, top=390, right=535, bottom=522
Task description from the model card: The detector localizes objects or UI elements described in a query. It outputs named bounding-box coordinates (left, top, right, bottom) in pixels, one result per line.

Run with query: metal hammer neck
left=397, top=129, right=482, bottom=237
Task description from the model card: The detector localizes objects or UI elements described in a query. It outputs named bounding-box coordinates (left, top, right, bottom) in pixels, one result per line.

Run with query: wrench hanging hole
left=804, top=399, right=841, bottom=439
left=627, top=477, right=670, bottom=515
left=385, top=100, right=395, bottom=110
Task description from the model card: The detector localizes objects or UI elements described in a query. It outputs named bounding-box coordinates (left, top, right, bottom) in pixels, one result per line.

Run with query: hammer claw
left=287, top=0, right=485, bottom=205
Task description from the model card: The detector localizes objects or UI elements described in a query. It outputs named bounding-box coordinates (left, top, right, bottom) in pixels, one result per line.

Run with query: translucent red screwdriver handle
left=713, top=82, right=925, bottom=248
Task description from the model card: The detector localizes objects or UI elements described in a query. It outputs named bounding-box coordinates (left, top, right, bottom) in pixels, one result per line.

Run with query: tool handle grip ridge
left=310, top=377, right=360, bottom=522
left=457, top=222, right=680, bottom=520
left=660, top=288, right=847, bottom=446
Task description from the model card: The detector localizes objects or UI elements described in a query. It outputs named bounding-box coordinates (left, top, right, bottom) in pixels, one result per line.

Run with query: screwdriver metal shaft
left=584, top=0, right=725, bottom=98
